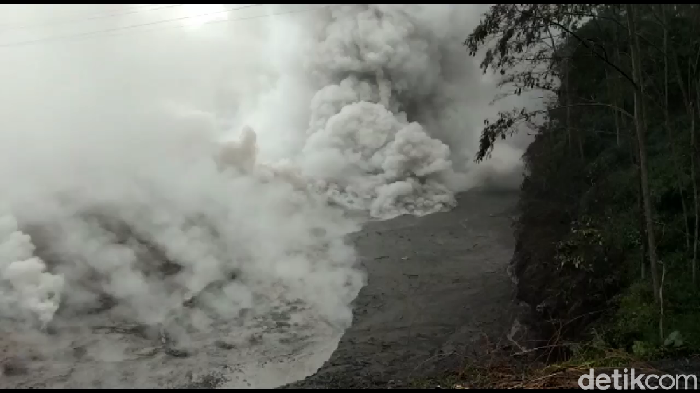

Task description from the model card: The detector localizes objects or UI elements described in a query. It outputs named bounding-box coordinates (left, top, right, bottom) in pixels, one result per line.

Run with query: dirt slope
left=281, top=190, right=520, bottom=389
left=1, top=190, right=519, bottom=389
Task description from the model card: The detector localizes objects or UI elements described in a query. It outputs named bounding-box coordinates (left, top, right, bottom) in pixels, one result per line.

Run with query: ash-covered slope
left=0, top=4, right=528, bottom=389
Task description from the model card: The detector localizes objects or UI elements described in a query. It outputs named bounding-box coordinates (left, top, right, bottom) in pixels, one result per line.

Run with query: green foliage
left=553, top=331, right=640, bottom=369
left=469, top=3, right=700, bottom=362
left=664, top=330, right=684, bottom=348
left=605, top=276, right=700, bottom=359
left=607, top=282, right=659, bottom=350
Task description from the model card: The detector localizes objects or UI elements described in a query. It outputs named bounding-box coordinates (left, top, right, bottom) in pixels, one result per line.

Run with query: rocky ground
left=1, top=189, right=522, bottom=389
left=281, top=189, right=521, bottom=389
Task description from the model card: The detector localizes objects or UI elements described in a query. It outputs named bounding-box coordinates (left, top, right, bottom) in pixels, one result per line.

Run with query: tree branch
left=545, top=18, right=639, bottom=90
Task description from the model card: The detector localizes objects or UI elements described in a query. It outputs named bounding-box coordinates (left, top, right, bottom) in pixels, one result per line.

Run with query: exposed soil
left=281, top=189, right=521, bottom=389
left=1, top=189, right=521, bottom=389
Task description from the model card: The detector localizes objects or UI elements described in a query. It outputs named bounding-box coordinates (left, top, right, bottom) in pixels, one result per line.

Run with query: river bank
left=281, top=190, right=521, bottom=389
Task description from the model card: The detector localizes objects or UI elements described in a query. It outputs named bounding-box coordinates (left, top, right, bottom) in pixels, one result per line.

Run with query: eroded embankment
left=281, top=190, right=521, bottom=389
left=0, top=190, right=522, bottom=389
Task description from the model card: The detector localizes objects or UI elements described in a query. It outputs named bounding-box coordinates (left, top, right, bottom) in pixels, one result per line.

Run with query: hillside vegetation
left=468, top=4, right=700, bottom=361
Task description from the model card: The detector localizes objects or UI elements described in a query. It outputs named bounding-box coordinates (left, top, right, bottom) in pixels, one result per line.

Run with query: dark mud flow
left=282, top=190, right=520, bottom=389
left=1, top=190, right=519, bottom=389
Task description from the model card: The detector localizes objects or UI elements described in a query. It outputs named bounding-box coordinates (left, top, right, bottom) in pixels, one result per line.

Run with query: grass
left=406, top=318, right=693, bottom=389
left=408, top=346, right=667, bottom=389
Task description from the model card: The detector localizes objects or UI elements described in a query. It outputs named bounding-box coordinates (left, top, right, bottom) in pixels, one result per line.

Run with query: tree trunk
left=695, top=11, right=700, bottom=286
left=638, top=157, right=648, bottom=280
left=565, top=57, right=573, bottom=154
left=692, top=105, right=698, bottom=286
left=605, top=66, right=622, bottom=148
left=629, top=114, right=647, bottom=280
left=670, top=17, right=700, bottom=286
left=627, top=4, right=661, bottom=304
left=611, top=12, right=623, bottom=148
left=694, top=80, right=700, bottom=286
left=660, top=4, right=692, bottom=252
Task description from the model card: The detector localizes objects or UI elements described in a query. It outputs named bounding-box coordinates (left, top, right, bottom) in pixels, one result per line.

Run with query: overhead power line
left=0, top=4, right=185, bottom=31
left=0, top=5, right=331, bottom=49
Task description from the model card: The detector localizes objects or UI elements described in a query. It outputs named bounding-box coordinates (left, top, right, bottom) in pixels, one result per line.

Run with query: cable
left=0, top=4, right=263, bottom=48
left=0, top=4, right=185, bottom=31
left=0, top=5, right=144, bottom=28
left=103, top=4, right=327, bottom=37
left=0, top=5, right=329, bottom=49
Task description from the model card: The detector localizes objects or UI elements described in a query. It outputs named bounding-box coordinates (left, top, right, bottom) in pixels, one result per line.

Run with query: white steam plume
left=234, top=4, right=531, bottom=220
left=0, top=4, right=534, bottom=388
left=0, top=213, right=64, bottom=327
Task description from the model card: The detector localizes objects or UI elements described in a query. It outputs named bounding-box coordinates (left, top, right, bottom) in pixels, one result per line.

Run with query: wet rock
left=183, top=296, right=196, bottom=308
left=134, top=347, right=160, bottom=357
left=214, top=340, right=236, bottom=350
left=73, top=346, right=87, bottom=359
left=270, top=311, right=290, bottom=322
left=86, top=293, right=118, bottom=314
left=248, top=333, right=262, bottom=345
left=238, top=308, right=252, bottom=319
left=2, top=357, right=28, bottom=377
left=40, top=323, right=59, bottom=335
left=164, top=347, right=190, bottom=358
left=186, top=372, right=226, bottom=389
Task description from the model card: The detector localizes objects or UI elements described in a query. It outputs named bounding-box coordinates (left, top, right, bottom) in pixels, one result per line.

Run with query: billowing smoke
left=0, top=96, right=366, bottom=323
left=0, top=213, right=64, bottom=327
left=231, top=4, right=524, bottom=220
left=0, top=4, right=530, bottom=388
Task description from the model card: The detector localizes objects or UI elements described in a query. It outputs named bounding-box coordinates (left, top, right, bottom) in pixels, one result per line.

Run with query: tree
left=626, top=3, right=661, bottom=304
left=466, top=4, right=662, bottom=300
left=465, top=4, right=636, bottom=162
left=468, top=4, right=700, bottom=352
